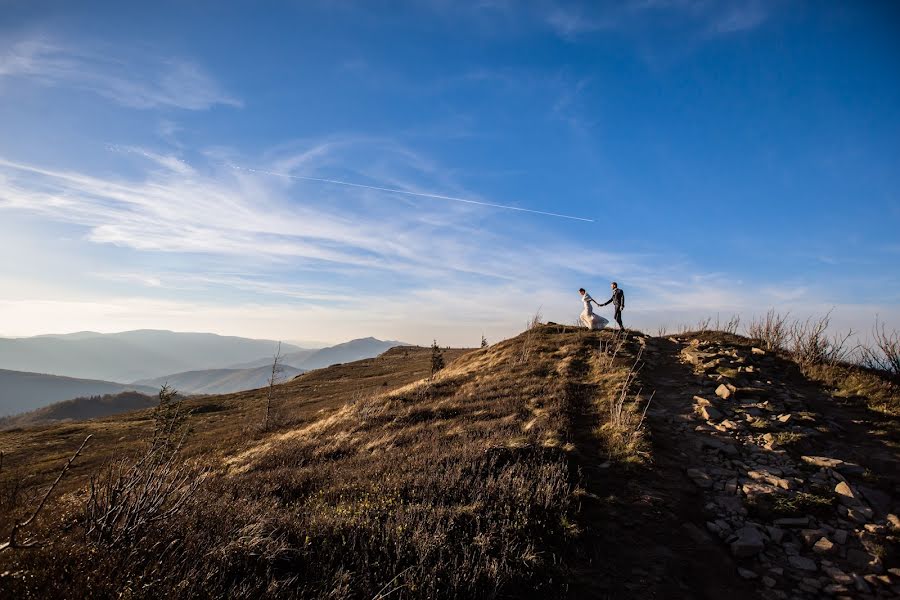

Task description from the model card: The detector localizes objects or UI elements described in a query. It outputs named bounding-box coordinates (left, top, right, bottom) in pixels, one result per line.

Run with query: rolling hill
left=133, top=364, right=306, bottom=395
left=1, top=325, right=897, bottom=598
left=0, top=369, right=157, bottom=418
left=0, top=390, right=158, bottom=428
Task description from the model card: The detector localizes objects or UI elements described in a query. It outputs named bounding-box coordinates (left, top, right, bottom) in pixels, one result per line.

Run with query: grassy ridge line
left=1, top=329, right=640, bottom=598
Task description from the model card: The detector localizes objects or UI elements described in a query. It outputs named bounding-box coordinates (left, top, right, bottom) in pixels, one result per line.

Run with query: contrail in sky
left=230, top=165, right=595, bottom=223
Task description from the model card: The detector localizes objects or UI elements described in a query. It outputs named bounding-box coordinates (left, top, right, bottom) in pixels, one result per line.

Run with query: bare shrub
left=1, top=435, right=91, bottom=552
left=747, top=309, right=790, bottom=350
left=265, top=342, right=284, bottom=431
left=85, top=386, right=202, bottom=548
left=788, top=311, right=857, bottom=369
left=714, top=314, right=741, bottom=335
left=694, top=317, right=712, bottom=333
left=860, top=318, right=900, bottom=377
left=655, top=325, right=668, bottom=337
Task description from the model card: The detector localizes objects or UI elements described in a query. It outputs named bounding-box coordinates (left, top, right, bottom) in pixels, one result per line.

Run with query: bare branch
left=1, top=434, right=91, bottom=552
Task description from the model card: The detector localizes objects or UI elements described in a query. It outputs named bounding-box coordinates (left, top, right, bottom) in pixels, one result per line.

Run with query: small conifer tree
left=430, top=339, right=445, bottom=379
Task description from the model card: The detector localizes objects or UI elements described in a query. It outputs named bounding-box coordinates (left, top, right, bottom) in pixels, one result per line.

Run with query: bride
left=579, top=288, right=609, bottom=330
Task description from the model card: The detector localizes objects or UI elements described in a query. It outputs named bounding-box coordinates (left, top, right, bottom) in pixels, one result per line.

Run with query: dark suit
left=601, top=288, right=625, bottom=329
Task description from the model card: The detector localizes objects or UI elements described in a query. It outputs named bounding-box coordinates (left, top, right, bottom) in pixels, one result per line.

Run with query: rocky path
left=566, top=333, right=759, bottom=599
left=639, top=333, right=900, bottom=598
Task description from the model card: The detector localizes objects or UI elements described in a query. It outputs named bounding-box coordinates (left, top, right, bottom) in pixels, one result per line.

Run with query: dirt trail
left=564, top=333, right=758, bottom=599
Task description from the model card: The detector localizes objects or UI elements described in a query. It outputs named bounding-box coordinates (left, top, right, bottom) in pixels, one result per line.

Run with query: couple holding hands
left=579, top=282, right=625, bottom=331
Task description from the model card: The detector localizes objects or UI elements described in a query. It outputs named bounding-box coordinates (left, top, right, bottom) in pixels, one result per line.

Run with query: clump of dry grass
left=596, top=347, right=652, bottom=464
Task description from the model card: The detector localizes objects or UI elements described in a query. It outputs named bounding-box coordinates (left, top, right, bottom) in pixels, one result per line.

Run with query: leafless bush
left=264, top=342, right=284, bottom=431
left=860, top=317, right=900, bottom=377
left=694, top=317, right=712, bottom=332
left=747, top=309, right=790, bottom=350
left=788, top=311, right=857, bottom=369
left=713, top=314, right=741, bottom=334
left=655, top=325, right=668, bottom=337
left=1, top=435, right=91, bottom=552
left=85, top=386, right=202, bottom=548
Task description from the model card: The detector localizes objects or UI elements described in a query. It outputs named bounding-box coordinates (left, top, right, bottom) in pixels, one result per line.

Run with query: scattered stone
left=752, top=347, right=766, bottom=355
left=686, top=468, right=713, bottom=489
left=777, top=413, right=793, bottom=424
left=801, top=456, right=843, bottom=469
left=833, top=529, right=849, bottom=545
left=834, top=481, right=857, bottom=505
left=822, top=583, right=848, bottom=595
left=823, top=566, right=853, bottom=584
left=700, top=405, right=723, bottom=421
left=762, top=575, right=776, bottom=587
left=799, top=529, right=824, bottom=545
left=788, top=555, right=817, bottom=572
left=737, top=567, right=758, bottom=580
left=887, top=513, right=900, bottom=531
left=715, top=384, right=733, bottom=399
left=852, top=573, right=870, bottom=594
left=730, top=526, right=766, bottom=558
left=767, top=526, right=784, bottom=544
left=742, top=481, right=780, bottom=500
left=813, top=537, right=835, bottom=555
left=845, top=506, right=873, bottom=524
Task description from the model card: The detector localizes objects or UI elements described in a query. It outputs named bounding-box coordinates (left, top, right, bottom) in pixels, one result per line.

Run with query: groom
left=599, top=282, right=625, bottom=330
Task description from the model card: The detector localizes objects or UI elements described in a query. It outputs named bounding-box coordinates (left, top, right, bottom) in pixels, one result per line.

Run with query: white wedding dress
left=580, top=292, right=609, bottom=330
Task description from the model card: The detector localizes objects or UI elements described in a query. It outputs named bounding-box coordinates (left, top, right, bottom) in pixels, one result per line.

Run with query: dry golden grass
left=13, top=324, right=894, bottom=597
left=0, top=328, right=648, bottom=599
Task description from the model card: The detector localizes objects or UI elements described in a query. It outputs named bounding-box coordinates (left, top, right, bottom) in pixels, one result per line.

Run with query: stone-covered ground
left=639, top=332, right=899, bottom=598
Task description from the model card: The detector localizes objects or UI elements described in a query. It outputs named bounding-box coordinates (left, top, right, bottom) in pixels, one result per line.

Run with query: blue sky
left=0, top=0, right=898, bottom=346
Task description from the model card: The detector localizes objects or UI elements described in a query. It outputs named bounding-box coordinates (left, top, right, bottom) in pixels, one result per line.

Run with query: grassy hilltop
left=0, top=323, right=898, bottom=599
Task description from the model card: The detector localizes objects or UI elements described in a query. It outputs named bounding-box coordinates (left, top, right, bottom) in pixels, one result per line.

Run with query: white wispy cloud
left=1, top=136, right=890, bottom=345
left=0, top=36, right=241, bottom=110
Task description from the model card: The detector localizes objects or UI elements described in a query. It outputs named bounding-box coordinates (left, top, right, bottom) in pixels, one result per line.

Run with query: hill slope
left=0, top=369, right=157, bottom=417
left=0, top=326, right=897, bottom=599
left=133, top=364, right=306, bottom=395
left=0, top=390, right=158, bottom=428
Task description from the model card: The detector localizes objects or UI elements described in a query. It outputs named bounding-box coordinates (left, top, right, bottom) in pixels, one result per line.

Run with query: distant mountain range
left=0, top=332, right=411, bottom=419
left=0, top=330, right=305, bottom=382
left=226, top=337, right=410, bottom=371
left=0, top=369, right=157, bottom=417
left=134, top=364, right=306, bottom=395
